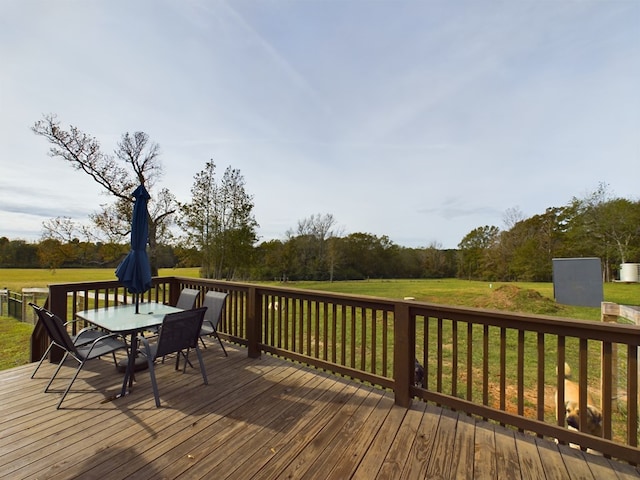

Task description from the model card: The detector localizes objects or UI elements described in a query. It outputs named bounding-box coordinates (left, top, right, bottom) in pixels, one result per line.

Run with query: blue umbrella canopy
left=115, top=185, right=152, bottom=297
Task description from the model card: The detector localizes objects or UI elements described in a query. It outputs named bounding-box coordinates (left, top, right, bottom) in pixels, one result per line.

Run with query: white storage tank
left=620, top=263, right=640, bottom=282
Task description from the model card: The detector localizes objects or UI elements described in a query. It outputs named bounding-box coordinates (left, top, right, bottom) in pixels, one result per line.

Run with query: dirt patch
left=486, top=382, right=557, bottom=419
left=474, top=284, right=562, bottom=315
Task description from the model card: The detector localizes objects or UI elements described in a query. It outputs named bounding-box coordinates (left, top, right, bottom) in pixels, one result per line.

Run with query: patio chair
left=176, top=288, right=200, bottom=309
left=29, top=303, right=109, bottom=378
left=30, top=304, right=128, bottom=409
left=138, top=307, right=208, bottom=407
left=199, top=291, right=228, bottom=356
left=147, top=287, right=201, bottom=337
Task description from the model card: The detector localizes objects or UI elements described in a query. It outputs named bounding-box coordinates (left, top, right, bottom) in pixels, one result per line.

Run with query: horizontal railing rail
left=38, top=277, right=640, bottom=464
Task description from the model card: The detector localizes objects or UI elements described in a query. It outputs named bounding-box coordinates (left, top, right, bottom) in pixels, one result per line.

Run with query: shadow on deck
left=1, top=341, right=638, bottom=479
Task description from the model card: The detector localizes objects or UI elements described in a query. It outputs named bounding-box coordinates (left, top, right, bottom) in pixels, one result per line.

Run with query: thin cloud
left=1, top=1, right=638, bottom=249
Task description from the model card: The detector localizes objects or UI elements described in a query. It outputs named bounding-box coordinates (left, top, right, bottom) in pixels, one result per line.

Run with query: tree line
left=3, top=195, right=639, bottom=283
left=458, top=184, right=640, bottom=282
left=5, top=187, right=639, bottom=283
left=11, top=116, right=638, bottom=282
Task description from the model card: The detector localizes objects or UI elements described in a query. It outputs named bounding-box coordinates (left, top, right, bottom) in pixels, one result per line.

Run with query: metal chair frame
left=138, top=307, right=208, bottom=407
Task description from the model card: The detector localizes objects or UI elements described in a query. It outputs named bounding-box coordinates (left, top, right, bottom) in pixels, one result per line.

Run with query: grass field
left=0, top=267, right=201, bottom=292
left=1, top=269, right=639, bottom=372
left=273, top=278, right=640, bottom=322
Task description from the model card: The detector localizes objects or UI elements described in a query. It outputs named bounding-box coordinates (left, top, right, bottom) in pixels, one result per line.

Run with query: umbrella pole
left=135, top=293, right=139, bottom=314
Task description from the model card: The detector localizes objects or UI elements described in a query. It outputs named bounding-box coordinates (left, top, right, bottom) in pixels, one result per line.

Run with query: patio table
left=76, top=302, right=182, bottom=398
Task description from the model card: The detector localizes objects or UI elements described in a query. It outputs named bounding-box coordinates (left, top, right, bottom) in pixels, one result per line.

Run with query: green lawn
left=277, top=278, right=640, bottom=322
left=0, top=267, right=200, bottom=292
left=0, top=315, right=33, bottom=370
left=2, top=270, right=639, bottom=372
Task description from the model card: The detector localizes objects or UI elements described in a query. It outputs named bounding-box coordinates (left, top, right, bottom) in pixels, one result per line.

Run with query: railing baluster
left=466, top=321, right=472, bottom=402
left=537, top=332, right=545, bottom=426
left=627, top=344, right=638, bottom=447
left=483, top=324, right=489, bottom=412
left=437, top=317, right=443, bottom=393
left=517, top=330, right=525, bottom=423
left=500, top=327, right=506, bottom=414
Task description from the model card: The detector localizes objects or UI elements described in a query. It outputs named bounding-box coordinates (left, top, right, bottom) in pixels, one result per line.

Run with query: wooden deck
left=2, top=342, right=639, bottom=480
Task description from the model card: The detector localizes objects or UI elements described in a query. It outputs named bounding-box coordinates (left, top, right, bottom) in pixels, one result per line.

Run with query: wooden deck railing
left=37, top=276, right=640, bottom=464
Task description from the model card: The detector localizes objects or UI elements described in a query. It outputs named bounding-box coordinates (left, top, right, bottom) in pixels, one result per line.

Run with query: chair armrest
left=81, top=332, right=127, bottom=357
left=75, top=326, right=97, bottom=336
left=65, top=318, right=95, bottom=327
left=72, top=327, right=102, bottom=346
left=137, top=335, right=154, bottom=358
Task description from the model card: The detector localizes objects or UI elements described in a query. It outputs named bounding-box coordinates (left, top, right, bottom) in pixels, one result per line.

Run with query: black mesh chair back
left=199, top=291, right=229, bottom=356
left=146, top=288, right=201, bottom=336
left=155, top=307, right=206, bottom=358
left=139, top=307, right=208, bottom=407
left=175, top=288, right=200, bottom=309
left=38, top=307, right=77, bottom=353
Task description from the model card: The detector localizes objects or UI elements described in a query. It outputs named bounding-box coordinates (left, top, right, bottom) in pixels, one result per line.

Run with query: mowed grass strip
left=0, top=316, right=33, bottom=370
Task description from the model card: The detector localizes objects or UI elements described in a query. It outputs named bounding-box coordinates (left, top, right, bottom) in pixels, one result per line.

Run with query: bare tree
left=32, top=114, right=176, bottom=274
left=502, top=206, right=525, bottom=230
left=286, top=213, right=340, bottom=280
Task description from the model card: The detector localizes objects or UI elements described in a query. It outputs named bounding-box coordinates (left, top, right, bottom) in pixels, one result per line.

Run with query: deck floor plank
left=244, top=382, right=359, bottom=480
left=397, top=402, right=442, bottom=479
left=220, top=373, right=352, bottom=480
left=37, top=354, right=267, bottom=480
left=1, top=342, right=638, bottom=480
left=449, top=411, right=477, bottom=480
left=424, top=404, right=458, bottom=479
left=191, top=369, right=336, bottom=480
left=350, top=402, right=409, bottom=479
left=141, top=365, right=320, bottom=480
left=80, top=356, right=290, bottom=480
left=552, top=440, right=595, bottom=480
left=375, top=398, right=428, bottom=479
left=514, top=431, right=548, bottom=480
left=474, top=420, right=498, bottom=480
left=265, top=382, right=367, bottom=479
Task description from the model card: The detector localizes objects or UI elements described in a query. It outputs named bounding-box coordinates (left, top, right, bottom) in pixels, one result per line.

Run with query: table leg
left=120, top=332, right=138, bottom=396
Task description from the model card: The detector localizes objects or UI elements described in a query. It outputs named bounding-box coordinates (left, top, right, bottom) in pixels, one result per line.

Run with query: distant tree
left=419, top=242, right=450, bottom=278
left=567, top=184, right=640, bottom=280
left=285, top=213, right=339, bottom=280
left=252, top=239, right=288, bottom=281
left=178, top=160, right=258, bottom=279
left=0, top=239, right=39, bottom=268
left=502, top=206, right=525, bottom=230
left=338, top=232, right=399, bottom=279
left=504, top=208, right=569, bottom=281
left=457, top=225, right=500, bottom=280
left=37, top=238, right=73, bottom=269
left=32, top=114, right=177, bottom=275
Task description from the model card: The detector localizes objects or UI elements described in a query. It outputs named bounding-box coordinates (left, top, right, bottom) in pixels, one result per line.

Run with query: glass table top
left=76, top=302, right=183, bottom=333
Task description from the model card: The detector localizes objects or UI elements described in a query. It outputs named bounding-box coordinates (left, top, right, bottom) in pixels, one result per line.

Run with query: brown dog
left=556, top=378, right=603, bottom=438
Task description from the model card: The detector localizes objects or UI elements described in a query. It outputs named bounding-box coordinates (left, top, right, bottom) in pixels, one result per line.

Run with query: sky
left=1, top=0, right=638, bottom=249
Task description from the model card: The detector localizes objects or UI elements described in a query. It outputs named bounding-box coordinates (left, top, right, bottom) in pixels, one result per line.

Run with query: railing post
left=168, top=277, right=181, bottom=306
left=394, top=301, right=413, bottom=407
left=247, top=286, right=262, bottom=358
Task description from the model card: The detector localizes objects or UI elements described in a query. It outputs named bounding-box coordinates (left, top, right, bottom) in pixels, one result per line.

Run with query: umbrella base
left=117, top=354, right=149, bottom=373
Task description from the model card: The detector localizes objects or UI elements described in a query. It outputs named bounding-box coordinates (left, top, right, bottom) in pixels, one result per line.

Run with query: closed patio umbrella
left=115, top=184, right=152, bottom=313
